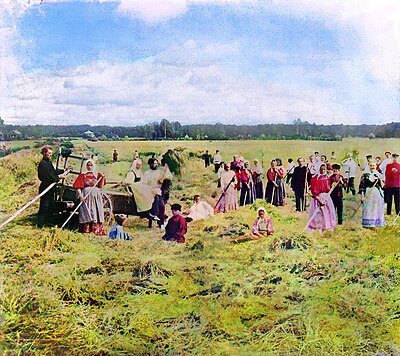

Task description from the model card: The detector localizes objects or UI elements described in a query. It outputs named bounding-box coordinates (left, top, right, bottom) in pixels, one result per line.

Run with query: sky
left=0, top=0, right=399, bottom=126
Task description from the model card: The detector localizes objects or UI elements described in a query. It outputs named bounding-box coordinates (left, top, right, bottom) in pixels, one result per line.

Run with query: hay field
left=0, top=138, right=399, bottom=355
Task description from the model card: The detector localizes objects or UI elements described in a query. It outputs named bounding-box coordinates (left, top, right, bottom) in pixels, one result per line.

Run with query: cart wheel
left=102, top=192, right=113, bottom=225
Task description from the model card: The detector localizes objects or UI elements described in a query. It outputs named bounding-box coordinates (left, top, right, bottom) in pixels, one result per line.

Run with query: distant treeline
left=0, top=119, right=399, bottom=141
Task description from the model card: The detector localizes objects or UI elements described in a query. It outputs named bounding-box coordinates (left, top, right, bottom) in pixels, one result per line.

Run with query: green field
left=0, top=138, right=399, bottom=355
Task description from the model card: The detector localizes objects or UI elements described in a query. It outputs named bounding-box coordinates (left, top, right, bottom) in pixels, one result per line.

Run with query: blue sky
left=1, top=0, right=399, bottom=126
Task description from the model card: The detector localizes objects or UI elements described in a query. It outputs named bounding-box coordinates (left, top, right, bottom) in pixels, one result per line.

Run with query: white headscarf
left=83, top=159, right=98, bottom=176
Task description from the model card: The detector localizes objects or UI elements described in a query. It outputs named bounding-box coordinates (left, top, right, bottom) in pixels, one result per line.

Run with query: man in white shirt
left=379, top=151, right=392, bottom=183
left=342, top=152, right=357, bottom=195
left=213, top=150, right=222, bottom=173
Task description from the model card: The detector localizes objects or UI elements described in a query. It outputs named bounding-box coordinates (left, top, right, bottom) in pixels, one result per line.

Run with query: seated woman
left=250, top=207, right=274, bottom=239
left=128, top=158, right=143, bottom=182
left=187, top=195, right=214, bottom=221
left=73, top=159, right=106, bottom=235
left=124, top=164, right=158, bottom=214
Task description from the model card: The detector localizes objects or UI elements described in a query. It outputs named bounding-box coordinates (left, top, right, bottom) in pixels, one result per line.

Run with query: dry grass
left=0, top=139, right=399, bottom=355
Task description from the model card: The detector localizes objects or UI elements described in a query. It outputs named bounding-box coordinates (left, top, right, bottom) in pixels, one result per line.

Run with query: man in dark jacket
left=291, top=157, right=307, bottom=211
left=329, top=164, right=347, bottom=225
left=37, top=146, right=65, bottom=227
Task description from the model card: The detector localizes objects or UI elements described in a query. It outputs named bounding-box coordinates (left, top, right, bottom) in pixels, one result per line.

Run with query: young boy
left=329, top=164, right=346, bottom=225
left=162, top=203, right=187, bottom=243
left=109, top=214, right=132, bottom=240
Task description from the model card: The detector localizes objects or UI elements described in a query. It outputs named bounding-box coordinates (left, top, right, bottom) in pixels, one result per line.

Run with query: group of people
left=204, top=149, right=399, bottom=232
left=36, top=145, right=399, bottom=243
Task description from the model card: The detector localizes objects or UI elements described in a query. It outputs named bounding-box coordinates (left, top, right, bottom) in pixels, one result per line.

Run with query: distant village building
left=10, top=130, right=22, bottom=139
left=83, top=130, right=95, bottom=138
left=83, top=130, right=98, bottom=141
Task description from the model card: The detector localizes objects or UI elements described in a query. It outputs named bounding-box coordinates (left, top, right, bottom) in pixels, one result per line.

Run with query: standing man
left=291, top=157, right=307, bottom=212
left=113, top=149, right=118, bottom=163
left=330, top=151, right=337, bottom=163
left=342, top=152, right=357, bottom=195
left=384, top=153, right=400, bottom=216
left=203, top=150, right=211, bottom=168
left=329, top=164, right=346, bottom=225
left=362, top=155, right=373, bottom=173
left=213, top=150, right=222, bottom=173
left=380, top=151, right=392, bottom=182
left=37, top=146, right=66, bottom=227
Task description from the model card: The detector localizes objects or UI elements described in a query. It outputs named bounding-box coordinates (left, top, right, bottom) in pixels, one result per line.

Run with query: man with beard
left=37, top=145, right=67, bottom=227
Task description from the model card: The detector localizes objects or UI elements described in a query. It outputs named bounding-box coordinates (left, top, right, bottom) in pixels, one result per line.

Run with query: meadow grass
left=0, top=139, right=399, bottom=355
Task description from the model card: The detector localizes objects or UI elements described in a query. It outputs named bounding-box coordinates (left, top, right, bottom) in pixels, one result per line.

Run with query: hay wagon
left=53, top=147, right=144, bottom=227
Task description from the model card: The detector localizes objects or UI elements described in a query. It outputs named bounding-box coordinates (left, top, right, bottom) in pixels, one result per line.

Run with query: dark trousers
left=294, top=189, right=305, bottom=211
left=214, top=163, right=221, bottom=173
left=346, top=177, right=356, bottom=195
left=331, top=195, right=343, bottom=225
left=151, top=195, right=166, bottom=226
left=386, top=187, right=400, bottom=215
left=239, top=185, right=253, bottom=206
left=37, top=189, right=55, bottom=227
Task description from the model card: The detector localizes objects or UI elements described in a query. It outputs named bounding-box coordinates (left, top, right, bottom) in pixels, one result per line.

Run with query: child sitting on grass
left=162, top=203, right=187, bottom=243
left=250, top=207, right=274, bottom=239
left=109, top=214, right=132, bottom=240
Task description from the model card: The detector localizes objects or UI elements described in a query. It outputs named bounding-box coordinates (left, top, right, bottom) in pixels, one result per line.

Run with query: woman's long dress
left=265, top=167, right=285, bottom=206
left=307, top=174, right=336, bottom=232
left=216, top=170, right=238, bottom=213
left=359, top=172, right=385, bottom=227
left=73, top=172, right=106, bottom=235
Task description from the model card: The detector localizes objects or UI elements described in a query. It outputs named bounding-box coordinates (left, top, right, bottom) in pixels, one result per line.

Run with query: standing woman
left=252, top=159, right=264, bottom=199
left=239, top=161, right=255, bottom=206
left=275, top=158, right=286, bottom=205
left=307, top=164, right=336, bottom=232
left=216, top=163, right=238, bottom=213
left=265, top=159, right=285, bottom=206
left=358, top=161, right=385, bottom=228
left=265, top=160, right=278, bottom=205
left=73, top=159, right=107, bottom=235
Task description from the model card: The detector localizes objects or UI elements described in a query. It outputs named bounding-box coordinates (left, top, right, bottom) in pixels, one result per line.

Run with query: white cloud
left=269, top=0, right=400, bottom=88
left=0, top=0, right=398, bottom=125
left=116, top=0, right=251, bottom=23
left=2, top=41, right=361, bottom=126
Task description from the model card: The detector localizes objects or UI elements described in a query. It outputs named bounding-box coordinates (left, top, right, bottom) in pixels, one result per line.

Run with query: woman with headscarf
left=216, top=163, right=238, bottom=213
left=128, top=158, right=143, bottom=182
left=358, top=161, right=385, bottom=228
left=265, top=159, right=285, bottom=206
left=251, top=207, right=274, bottom=239
left=239, top=161, right=255, bottom=206
left=306, top=163, right=336, bottom=232
left=73, top=159, right=107, bottom=235
left=124, top=158, right=157, bottom=214
left=252, top=159, right=264, bottom=199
